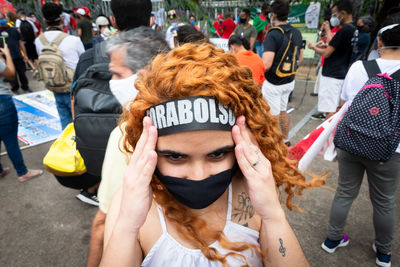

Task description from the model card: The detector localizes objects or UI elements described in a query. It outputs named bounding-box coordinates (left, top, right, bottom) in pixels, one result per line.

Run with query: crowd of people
left=0, top=0, right=399, bottom=266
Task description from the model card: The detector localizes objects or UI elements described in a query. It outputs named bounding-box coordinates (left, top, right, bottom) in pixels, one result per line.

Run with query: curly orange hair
left=122, top=43, right=324, bottom=266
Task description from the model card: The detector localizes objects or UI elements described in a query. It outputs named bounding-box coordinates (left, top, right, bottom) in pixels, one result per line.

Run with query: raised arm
left=308, top=42, right=335, bottom=59
left=232, top=115, right=309, bottom=266
left=100, top=117, right=158, bottom=266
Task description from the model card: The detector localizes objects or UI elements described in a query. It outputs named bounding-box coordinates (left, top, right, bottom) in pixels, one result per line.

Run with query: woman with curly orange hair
left=100, top=43, right=322, bottom=267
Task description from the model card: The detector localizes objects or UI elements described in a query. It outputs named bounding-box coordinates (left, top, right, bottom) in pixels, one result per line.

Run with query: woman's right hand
left=117, top=116, right=158, bottom=232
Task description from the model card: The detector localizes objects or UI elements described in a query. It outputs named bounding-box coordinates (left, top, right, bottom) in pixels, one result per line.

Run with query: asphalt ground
left=1, top=67, right=399, bottom=267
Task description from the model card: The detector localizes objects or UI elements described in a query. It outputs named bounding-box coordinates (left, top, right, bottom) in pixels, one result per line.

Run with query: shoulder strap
left=391, top=69, right=400, bottom=81
left=362, top=60, right=380, bottom=79
left=52, top=32, right=68, bottom=46
left=156, top=205, right=168, bottom=233
left=93, top=42, right=109, bottom=64
left=39, top=34, right=49, bottom=46
left=268, top=26, right=284, bottom=34
left=226, top=183, right=233, bottom=222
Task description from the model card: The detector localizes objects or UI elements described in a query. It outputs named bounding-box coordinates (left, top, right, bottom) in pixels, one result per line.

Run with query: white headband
left=378, top=24, right=399, bottom=35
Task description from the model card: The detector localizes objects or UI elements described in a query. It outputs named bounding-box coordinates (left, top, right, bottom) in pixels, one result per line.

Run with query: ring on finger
left=252, top=158, right=260, bottom=167
left=251, top=148, right=262, bottom=167
left=252, top=155, right=261, bottom=167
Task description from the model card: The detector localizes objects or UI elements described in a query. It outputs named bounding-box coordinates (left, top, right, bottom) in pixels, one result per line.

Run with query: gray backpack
left=38, top=33, right=74, bottom=93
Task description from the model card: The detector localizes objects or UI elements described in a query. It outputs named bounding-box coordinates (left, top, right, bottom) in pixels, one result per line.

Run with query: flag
left=288, top=101, right=350, bottom=172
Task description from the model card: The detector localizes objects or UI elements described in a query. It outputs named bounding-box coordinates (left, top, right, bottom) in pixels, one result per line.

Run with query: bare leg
left=87, top=210, right=107, bottom=267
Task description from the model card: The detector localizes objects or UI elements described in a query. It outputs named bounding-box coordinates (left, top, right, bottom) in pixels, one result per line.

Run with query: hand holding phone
left=0, top=36, right=5, bottom=49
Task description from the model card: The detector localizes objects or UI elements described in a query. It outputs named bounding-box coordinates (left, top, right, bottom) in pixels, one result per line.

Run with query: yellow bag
left=43, top=123, right=87, bottom=176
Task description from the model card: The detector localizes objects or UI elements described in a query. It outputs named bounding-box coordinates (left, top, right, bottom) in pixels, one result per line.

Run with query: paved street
left=1, top=67, right=399, bottom=267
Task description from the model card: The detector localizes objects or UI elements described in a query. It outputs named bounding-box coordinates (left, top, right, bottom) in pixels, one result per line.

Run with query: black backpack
left=334, top=60, right=400, bottom=161
left=265, top=26, right=300, bottom=79
left=73, top=42, right=122, bottom=177
left=20, top=19, right=35, bottom=43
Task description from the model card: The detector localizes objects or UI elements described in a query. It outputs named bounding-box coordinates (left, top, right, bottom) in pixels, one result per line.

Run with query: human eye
left=164, top=153, right=186, bottom=162
left=208, top=148, right=233, bottom=160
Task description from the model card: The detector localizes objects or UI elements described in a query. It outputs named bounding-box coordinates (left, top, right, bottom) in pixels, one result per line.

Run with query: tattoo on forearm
left=279, top=238, right=286, bottom=257
left=232, top=192, right=254, bottom=226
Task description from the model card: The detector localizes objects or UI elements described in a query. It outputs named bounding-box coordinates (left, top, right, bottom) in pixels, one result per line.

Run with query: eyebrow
left=156, top=145, right=235, bottom=157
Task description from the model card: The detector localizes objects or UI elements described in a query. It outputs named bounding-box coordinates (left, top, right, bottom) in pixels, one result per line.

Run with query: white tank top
left=141, top=184, right=263, bottom=267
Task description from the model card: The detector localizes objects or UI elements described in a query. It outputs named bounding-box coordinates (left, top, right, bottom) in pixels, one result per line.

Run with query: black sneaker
left=321, top=234, right=349, bottom=254
left=373, top=243, right=391, bottom=267
left=76, top=190, right=99, bottom=206
left=311, top=112, right=326, bottom=120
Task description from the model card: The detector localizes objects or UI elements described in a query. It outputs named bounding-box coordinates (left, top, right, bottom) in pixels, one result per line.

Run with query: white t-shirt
left=0, top=59, right=11, bottom=95
left=35, top=31, right=85, bottom=70
left=341, top=58, right=400, bottom=153
left=16, top=18, right=38, bottom=34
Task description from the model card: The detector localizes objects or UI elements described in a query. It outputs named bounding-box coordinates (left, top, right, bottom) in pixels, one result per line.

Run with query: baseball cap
left=217, top=14, right=224, bottom=20
left=96, top=16, right=109, bottom=28
left=76, top=8, right=85, bottom=16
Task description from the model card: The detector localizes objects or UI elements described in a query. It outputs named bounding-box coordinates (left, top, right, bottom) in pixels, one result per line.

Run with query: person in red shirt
left=212, top=13, right=223, bottom=37
left=221, top=12, right=236, bottom=39
left=229, top=35, right=265, bottom=86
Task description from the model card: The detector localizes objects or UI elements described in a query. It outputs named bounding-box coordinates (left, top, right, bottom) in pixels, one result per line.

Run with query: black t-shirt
left=3, top=27, right=22, bottom=59
left=263, top=24, right=303, bottom=85
left=322, top=23, right=356, bottom=79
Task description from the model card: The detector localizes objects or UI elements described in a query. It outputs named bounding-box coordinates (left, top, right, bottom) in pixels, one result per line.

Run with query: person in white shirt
left=321, top=24, right=400, bottom=267
left=35, top=3, right=84, bottom=129
left=16, top=9, right=38, bottom=34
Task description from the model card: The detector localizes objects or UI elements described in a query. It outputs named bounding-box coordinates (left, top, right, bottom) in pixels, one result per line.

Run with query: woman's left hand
left=232, top=115, right=285, bottom=221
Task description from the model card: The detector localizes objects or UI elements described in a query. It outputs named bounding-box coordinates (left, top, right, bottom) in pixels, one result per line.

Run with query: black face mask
left=239, top=17, right=247, bottom=24
left=357, top=25, right=365, bottom=33
left=155, top=164, right=237, bottom=209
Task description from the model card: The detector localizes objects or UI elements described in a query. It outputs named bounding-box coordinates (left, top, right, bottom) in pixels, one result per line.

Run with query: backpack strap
left=268, top=26, right=285, bottom=34
left=362, top=60, right=380, bottom=79
left=93, top=41, right=109, bottom=64
left=39, top=34, right=49, bottom=46
left=391, top=69, right=400, bottom=81
left=51, top=32, right=68, bottom=47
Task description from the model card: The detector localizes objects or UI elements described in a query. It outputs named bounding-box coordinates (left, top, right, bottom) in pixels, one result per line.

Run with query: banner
left=289, top=3, right=320, bottom=29
left=209, top=38, right=229, bottom=52
left=301, top=32, right=318, bottom=58
left=13, top=90, right=61, bottom=146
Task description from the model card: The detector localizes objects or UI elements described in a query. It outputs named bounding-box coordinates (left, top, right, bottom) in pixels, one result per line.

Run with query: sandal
left=18, top=169, right=43, bottom=183
left=0, top=167, right=10, bottom=177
